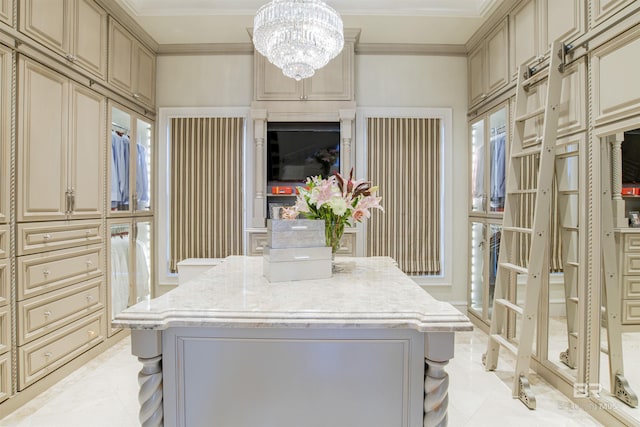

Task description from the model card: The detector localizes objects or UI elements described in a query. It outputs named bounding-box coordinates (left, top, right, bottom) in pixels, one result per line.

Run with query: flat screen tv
left=267, top=122, right=340, bottom=183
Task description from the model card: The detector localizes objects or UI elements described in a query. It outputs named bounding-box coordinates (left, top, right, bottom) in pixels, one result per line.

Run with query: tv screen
left=267, top=122, right=340, bottom=182
left=622, top=129, right=640, bottom=184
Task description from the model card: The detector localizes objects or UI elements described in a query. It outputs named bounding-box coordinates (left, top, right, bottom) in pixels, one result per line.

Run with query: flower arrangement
left=282, top=168, right=383, bottom=253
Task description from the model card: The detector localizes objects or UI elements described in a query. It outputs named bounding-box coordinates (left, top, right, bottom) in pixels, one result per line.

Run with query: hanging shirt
left=136, top=143, right=149, bottom=209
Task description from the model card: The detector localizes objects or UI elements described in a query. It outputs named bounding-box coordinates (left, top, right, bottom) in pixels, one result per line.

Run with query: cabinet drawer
left=18, top=244, right=104, bottom=301
left=622, top=253, right=640, bottom=275
left=622, top=276, right=640, bottom=299
left=0, top=225, right=8, bottom=258
left=18, top=220, right=103, bottom=256
left=0, top=352, right=10, bottom=404
left=0, top=259, right=8, bottom=307
left=622, top=300, right=640, bottom=325
left=0, top=305, right=9, bottom=355
left=624, top=233, right=640, bottom=252
left=18, top=312, right=104, bottom=390
left=18, top=278, right=104, bottom=345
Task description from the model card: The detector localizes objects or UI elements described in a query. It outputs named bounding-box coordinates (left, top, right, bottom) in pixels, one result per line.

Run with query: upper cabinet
left=541, top=0, right=585, bottom=52
left=108, top=17, right=156, bottom=109
left=0, top=44, right=9, bottom=224
left=19, top=0, right=107, bottom=80
left=18, top=57, right=106, bottom=222
left=592, top=0, right=637, bottom=27
left=468, top=18, right=509, bottom=106
left=509, top=0, right=539, bottom=79
left=254, top=38, right=355, bottom=101
left=0, top=0, right=12, bottom=27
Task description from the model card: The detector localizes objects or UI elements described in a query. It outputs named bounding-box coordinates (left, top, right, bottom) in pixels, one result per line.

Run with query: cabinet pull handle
left=86, top=294, right=94, bottom=302
left=43, top=269, right=50, bottom=277
left=294, top=255, right=310, bottom=260
left=71, top=193, right=75, bottom=212
left=88, top=330, right=96, bottom=337
left=85, top=260, right=93, bottom=267
left=44, top=352, right=52, bottom=359
left=43, top=233, right=51, bottom=240
left=44, top=310, right=52, bottom=317
left=66, top=54, right=76, bottom=62
left=291, top=226, right=308, bottom=230
left=133, top=93, right=140, bottom=99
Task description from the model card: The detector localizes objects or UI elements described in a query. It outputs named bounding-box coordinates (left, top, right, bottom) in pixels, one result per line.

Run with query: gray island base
left=113, top=256, right=473, bottom=427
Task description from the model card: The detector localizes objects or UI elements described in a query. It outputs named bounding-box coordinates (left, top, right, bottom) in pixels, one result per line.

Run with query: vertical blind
left=366, top=117, right=441, bottom=275
left=169, top=117, right=244, bottom=272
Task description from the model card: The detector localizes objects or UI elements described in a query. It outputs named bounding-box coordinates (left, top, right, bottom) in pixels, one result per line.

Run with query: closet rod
left=112, top=122, right=129, bottom=132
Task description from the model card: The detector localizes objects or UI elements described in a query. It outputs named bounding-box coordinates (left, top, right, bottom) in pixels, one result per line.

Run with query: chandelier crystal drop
left=253, top=0, right=344, bottom=81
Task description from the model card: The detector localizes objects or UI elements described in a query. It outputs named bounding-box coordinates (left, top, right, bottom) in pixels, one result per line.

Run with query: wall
left=155, top=52, right=469, bottom=307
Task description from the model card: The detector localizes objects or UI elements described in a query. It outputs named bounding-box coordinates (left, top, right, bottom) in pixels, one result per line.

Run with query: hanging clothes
left=490, top=130, right=506, bottom=211
left=136, top=143, right=149, bottom=210
left=111, top=131, right=130, bottom=210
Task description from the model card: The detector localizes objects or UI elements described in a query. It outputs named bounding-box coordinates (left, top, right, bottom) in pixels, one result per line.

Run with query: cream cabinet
left=0, top=43, right=9, bottom=224
left=615, top=230, right=640, bottom=327
left=108, top=17, right=156, bottom=108
left=18, top=57, right=105, bottom=222
left=541, top=0, right=585, bottom=52
left=107, top=218, right=152, bottom=336
left=19, top=0, right=107, bottom=80
left=0, top=0, right=12, bottom=27
left=509, top=0, right=540, bottom=80
left=254, top=40, right=354, bottom=101
left=592, top=0, right=637, bottom=27
left=591, top=23, right=640, bottom=128
left=468, top=18, right=509, bottom=106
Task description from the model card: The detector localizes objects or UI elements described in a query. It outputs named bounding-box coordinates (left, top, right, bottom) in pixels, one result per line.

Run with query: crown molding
left=356, top=43, right=466, bottom=56
left=465, top=0, right=519, bottom=51
left=94, top=0, right=159, bottom=52
left=157, top=43, right=254, bottom=56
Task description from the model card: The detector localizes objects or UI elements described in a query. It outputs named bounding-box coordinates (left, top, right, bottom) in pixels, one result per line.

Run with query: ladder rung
left=567, top=297, right=579, bottom=305
left=522, top=63, right=550, bottom=88
left=503, top=226, right=533, bottom=234
left=490, top=334, right=518, bottom=355
left=499, top=262, right=529, bottom=275
left=508, top=189, right=537, bottom=195
left=495, top=298, right=524, bottom=315
left=512, top=146, right=542, bottom=158
left=516, top=107, right=546, bottom=123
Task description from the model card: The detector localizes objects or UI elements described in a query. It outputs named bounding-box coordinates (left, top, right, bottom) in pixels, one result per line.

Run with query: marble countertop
left=113, top=256, right=473, bottom=333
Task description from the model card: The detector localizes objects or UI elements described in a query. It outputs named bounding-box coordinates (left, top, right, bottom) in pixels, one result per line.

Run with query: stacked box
left=263, top=219, right=332, bottom=282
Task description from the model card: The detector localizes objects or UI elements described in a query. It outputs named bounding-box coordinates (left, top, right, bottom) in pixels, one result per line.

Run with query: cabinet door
left=255, top=53, right=300, bottom=100
left=0, top=45, right=9, bottom=223
left=108, top=220, right=131, bottom=331
left=68, top=83, right=105, bottom=219
left=71, top=0, right=107, bottom=80
left=133, top=219, right=152, bottom=305
left=486, top=20, right=509, bottom=94
left=468, top=44, right=485, bottom=105
left=19, top=0, right=69, bottom=57
left=108, top=18, right=134, bottom=94
left=510, top=0, right=538, bottom=80
left=0, top=0, right=12, bottom=27
left=134, top=117, right=152, bottom=214
left=592, top=0, right=635, bottom=26
left=542, top=0, right=585, bottom=52
left=133, top=42, right=155, bottom=107
left=18, top=58, right=68, bottom=222
left=304, top=44, right=353, bottom=101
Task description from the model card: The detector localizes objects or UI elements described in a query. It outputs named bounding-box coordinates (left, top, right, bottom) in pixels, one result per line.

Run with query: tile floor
left=0, top=328, right=604, bottom=427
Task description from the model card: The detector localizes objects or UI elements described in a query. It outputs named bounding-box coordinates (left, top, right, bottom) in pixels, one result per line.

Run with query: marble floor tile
left=0, top=329, right=604, bottom=426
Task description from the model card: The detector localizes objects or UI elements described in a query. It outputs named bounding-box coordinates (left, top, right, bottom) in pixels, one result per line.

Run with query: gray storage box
left=263, top=246, right=332, bottom=282
left=267, top=219, right=325, bottom=249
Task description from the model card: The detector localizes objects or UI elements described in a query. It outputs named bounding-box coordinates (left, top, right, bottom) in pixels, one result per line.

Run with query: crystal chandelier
left=253, top=0, right=344, bottom=81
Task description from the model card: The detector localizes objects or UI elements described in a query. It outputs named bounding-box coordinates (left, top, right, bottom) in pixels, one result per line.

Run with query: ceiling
left=115, top=0, right=503, bottom=46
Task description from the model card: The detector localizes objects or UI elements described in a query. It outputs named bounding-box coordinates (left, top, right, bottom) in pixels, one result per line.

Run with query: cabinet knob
left=88, top=330, right=96, bottom=337
left=133, top=93, right=140, bottom=99
left=86, top=294, right=94, bottom=302
left=85, top=260, right=93, bottom=267
left=43, top=233, right=51, bottom=240
left=66, top=54, right=77, bottom=62
left=44, top=310, right=52, bottom=317
left=44, top=352, right=52, bottom=359
left=43, top=269, right=50, bottom=277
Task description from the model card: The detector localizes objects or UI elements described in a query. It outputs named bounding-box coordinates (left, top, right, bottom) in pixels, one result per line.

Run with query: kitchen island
left=113, top=256, right=472, bottom=427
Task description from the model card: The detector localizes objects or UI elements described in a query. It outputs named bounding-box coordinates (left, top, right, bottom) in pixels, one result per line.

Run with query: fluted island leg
left=424, top=332, right=454, bottom=427
left=131, top=330, right=163, bottom=427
